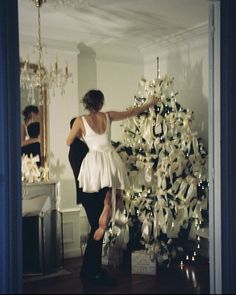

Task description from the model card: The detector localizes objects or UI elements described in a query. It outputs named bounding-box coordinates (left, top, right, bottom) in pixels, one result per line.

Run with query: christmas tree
left=109, top=75, right=209, bottom=265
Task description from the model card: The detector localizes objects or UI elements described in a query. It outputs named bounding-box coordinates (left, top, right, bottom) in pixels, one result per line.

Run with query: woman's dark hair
left=82, top=90, right=104, bottom=112
left=22, top=105, right=39, bottom=122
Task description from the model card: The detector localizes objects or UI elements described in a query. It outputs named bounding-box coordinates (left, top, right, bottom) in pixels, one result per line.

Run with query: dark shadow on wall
left=165, top=50, right=208, bottom=148
left=77, top=43, right=97, bottom=115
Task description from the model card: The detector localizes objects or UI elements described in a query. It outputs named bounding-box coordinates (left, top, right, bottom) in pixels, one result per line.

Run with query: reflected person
left=21, top=105, right=41, bottom=166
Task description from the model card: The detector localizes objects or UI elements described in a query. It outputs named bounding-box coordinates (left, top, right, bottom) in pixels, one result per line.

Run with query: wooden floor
left=23, top=256, right=209, bottom=294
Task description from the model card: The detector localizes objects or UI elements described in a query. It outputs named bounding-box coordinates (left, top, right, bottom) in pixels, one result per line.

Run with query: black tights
left=79, top=187, right=108, bottom=277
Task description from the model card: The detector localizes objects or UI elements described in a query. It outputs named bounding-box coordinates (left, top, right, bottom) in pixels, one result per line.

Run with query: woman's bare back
left=82, top=112, right=108, bottom=136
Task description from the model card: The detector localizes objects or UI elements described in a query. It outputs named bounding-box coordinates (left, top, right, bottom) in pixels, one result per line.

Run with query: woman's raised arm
left=108, top=97, right=159, bottom=122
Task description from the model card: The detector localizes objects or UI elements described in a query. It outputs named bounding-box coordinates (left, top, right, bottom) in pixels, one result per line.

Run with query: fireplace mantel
left=22, top=181, right=61, bottom=214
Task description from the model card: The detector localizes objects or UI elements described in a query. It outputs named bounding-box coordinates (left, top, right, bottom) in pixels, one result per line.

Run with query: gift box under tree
left=131, top=249, right=157, bottom=275
left=102, top=244, right=124, bottom=267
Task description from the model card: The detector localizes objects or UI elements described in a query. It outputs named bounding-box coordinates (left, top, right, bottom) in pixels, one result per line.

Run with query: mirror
left=20, top=62, right=48, bottom=168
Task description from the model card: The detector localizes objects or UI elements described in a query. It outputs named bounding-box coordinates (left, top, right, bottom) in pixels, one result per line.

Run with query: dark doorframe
left=0, top=0, right=22, bottom=293
left=208, top=1, right=222, bottom=293
left=220, top=0, right=236, bottom=293
left=207, top=0, right=236, bottom=293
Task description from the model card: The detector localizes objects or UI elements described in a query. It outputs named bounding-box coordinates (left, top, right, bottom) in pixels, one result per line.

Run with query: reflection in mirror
left=21, top=104, right=41, bottom=166
left=20, top=63, right=48, bottom=168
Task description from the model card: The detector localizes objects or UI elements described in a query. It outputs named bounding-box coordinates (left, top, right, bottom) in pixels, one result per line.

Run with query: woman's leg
left=93, top=189, right=112, bottom=241
left=116, top=189, right=124, bottom=210
left=79, top=190, right=106, bottom=278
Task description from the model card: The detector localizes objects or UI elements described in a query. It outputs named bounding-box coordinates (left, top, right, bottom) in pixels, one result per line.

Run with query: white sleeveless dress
left=78, top=112, right=130, bottom=193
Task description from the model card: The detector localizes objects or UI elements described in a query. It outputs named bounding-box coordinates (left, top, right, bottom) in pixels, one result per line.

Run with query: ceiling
left=18, top=0, right=208, bottom=51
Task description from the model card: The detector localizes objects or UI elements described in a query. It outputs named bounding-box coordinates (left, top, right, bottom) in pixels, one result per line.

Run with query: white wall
left=143, top=23, right=209, bottom=147
left=96, top=58, right=143, bottom=141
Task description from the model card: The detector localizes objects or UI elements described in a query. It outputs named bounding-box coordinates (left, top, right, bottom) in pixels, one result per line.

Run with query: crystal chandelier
left=20, top=0, right=73, bottom=105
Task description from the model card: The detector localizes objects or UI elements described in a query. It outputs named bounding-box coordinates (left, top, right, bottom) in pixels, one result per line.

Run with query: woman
left=68, top=117, right=111, bottom=283
left=67, top=90, right=159, bottom=241
left=21, top=105, right=41, bottom=166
